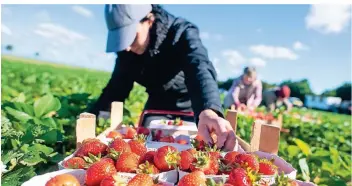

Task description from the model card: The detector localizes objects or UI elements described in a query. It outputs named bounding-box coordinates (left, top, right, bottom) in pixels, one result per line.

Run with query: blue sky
left=1, top=4, right=351, bottom=94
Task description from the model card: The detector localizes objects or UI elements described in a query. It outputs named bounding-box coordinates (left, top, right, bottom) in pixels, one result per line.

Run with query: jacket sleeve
left=230, top=79, right=241, bottom=107
left=178, top=26, right=225, bottom=122
left=87, top=54, right=135, bottom=116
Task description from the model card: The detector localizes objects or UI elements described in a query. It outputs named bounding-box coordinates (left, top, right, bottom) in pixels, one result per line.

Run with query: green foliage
left=1, top=56, right=351, bottom=185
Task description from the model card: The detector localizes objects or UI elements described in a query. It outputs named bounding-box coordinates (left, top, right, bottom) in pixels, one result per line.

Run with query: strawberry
left=159, top=136, right=175, bottom=143
left=178, top=171, right=206, bottom=186
left=106, top=131, right=123, bottom=139
left=115, top=152, right=140, bottom=173
left=63, top=157, right=87, bottom=169
left=167, top=121, right=173, bottom=125
left=191, top=135, right=205, bottom=151
left=75, top=138, right=108, bottom=158
left=153, top=146, right=180, bottom=172
left=85, top=158, right=117, bottom=186
left=218, top=159, right=233, bottom=175
left=140, top=151, right=156, bottom=164
left=154, top=130, right=163, bottom=141
left=108, top=138, right=131, bottom=159
left=259, top=158, right=278, bottom=175
left=234, top=153, right=259, bottom=172
left=227, top=168, right=252, bottom=186
left=177, top=139, right=188, bottom=145
left=187, top=148, right=197, bottom=155
left=137, top=161, right=160, bottom=174
left=100, top=175, right=126, bottom=186
left=205, top=145, right=222, bottom=159
left=125, top=127, right=137, bottom=139
left=190, top=151, right=219, bottom=175
left=179, top=150, right=195, bottom=171
left=128, top=134, right=147, bottom=158
left=127, top=174, right=154, bottom=186
left=137, top=127, right=150, bottom=136
left=223, top=151, right=240, bottom=165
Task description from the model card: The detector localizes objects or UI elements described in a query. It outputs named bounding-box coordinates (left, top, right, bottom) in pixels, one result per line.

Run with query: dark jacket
left=89, top=5, right=224, bottom=123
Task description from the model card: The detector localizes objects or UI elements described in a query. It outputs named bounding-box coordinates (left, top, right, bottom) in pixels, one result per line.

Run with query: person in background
left=262, top=85, right=293, bottom=112
left=223, top=67, right=263, bottom=111
left=88, top=4, right=236, bottom=151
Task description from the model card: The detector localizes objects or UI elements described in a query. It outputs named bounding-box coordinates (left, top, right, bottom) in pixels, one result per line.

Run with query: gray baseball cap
left=105, top=4, right=152, bottom=53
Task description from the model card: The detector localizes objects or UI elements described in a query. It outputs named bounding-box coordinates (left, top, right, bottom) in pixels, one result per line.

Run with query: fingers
left=198, top=122, right=213, bottom=146
left=213, top=119, right=229, bottom=149
left=223, top=129, right=236, bottom=151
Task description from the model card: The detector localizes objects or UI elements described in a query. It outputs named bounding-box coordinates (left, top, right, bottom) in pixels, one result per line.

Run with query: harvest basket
left=53, top=101, right=315, bottom=186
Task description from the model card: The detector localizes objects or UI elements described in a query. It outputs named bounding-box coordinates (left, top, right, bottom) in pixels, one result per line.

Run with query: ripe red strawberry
left=137, top=127, right=150, bottom=136
left=227, top=168, right=252, bottom=186
left=218, top=159, right=233, bottom=175
left=127, top=174, right=154, bottom=186
left=63, top=157, right=87, bottom=169
left=187, top=148, right=197, bottom=155
left=100, top=175, right=126, bottom=186
left=154, top=130, right=163, bottom=141
left=190, top=151, right=219, bottom=175
left=191, top=135, right=205, bottom=151
left=140, top=151, right=156, bottom=164
left=106, top=131, right=123, bottom=139
left=178, top=171, right=206, bottom=186
left=159, top=136, right=175, bottom=143
left=137, top=161, right=160, bottom=174
left=85, top=158, right=117, bottom=186
left=167, top=121, right=173, bottom=125
left=115, top=152, right=140, bottom=173
left=259, top=158, right=278, bottom=175
left=179, top=150, right=195, bottom=171
left=223, top=151, right=240, bottom=165
left=128, top=134, right=147, bottom=158
left=125, top=127, right=137, bottom=139
left=234, top=153, right=259, bottom=172
left=75, top=138, right=108, bottom=158
left=205, top=145, right=222, bottom=159
left=108, top=138, right=131, bottom=159
left=154, top=146, right=180, bottom=172
left=177, top=139, right=188, bottom=145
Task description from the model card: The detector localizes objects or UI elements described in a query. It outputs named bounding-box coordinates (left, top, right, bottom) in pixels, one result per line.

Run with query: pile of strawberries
left=62, top=129, right=292, bottom=186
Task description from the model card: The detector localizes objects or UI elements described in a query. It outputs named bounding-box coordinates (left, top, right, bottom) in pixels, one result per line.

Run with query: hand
left=197, top=109, right=237, bottom=151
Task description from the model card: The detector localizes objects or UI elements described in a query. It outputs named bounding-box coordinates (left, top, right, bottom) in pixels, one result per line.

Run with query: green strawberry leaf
left=33, top=94, right=61, bottom=118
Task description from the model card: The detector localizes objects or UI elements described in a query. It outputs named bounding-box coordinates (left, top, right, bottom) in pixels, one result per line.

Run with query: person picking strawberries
left=87, top=4, right=236, bottom=151
left=262, top=85, right=293, bottom=112
left=223, top=66, right=263, bottom=112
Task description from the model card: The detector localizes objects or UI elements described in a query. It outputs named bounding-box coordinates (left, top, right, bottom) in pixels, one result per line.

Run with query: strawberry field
left=1, top=56, right=351, bottom=186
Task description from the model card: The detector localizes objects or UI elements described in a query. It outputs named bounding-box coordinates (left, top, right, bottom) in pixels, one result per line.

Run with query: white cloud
left=249, top=58, right=266, bottom=67
left=72, top=5, right=93, bottom=18
left=1, top=24, right=12, bottom=36
left=293, top=41, right=309, bottom=51
left=249, top=45, right=298, bottom=60
left=35, top=10, right=51, bottom=22
left=222, top=50, right=246, bottom=66
left=200, top=32, right=223, bottom=41
left=305, top=5, right=351, bottom=34
left=200, top=32, right=210, bottom=40
left=34, top=23, right=87, bottom=45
